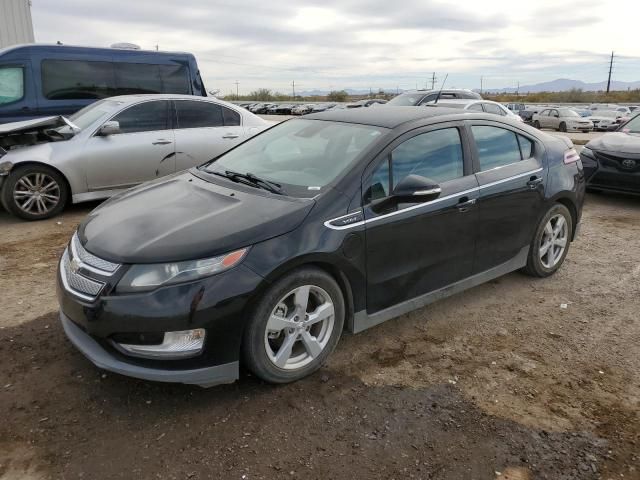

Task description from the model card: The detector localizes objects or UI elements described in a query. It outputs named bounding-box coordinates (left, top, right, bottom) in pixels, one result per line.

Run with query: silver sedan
left=0, top=94, right=270, bottom=220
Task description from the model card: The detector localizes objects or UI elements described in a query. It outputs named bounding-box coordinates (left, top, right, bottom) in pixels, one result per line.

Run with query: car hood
left=0, top=115, right=76, bottom=153
left=586, top=132, right=640, bottom=154
left=79, top=171, right=315, bottom=264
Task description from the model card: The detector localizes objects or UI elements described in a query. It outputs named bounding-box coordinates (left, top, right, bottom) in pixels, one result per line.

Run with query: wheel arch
left=549, top=195, right=579, bottom=240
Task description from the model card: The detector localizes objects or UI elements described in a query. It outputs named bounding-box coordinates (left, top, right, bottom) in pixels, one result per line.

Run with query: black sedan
left=580, top=114, right=640, bottom=195
left=57, top=107, right=585, bottom=387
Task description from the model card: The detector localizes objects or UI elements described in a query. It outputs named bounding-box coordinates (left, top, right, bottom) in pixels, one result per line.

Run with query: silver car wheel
left=12, top=172, right=61, bottom=215
left=539, top=214, right=568, bottom=269
left=264, top=285, right=335, bottom=371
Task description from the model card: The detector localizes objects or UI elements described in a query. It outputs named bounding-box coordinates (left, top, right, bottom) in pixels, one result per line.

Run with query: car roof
left=306, top=105, right=478, bottom=128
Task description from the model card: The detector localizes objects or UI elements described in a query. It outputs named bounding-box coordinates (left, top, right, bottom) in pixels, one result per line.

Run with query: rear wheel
left=533, top=120, right=541, bottom=129
left=1, top=165, right=69, bottom=220
left=242, top=267, right=345, bottom=384
left=523, top=204, right=573, bottom=278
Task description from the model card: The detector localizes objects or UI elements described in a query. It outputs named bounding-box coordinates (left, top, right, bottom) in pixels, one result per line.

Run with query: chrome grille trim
left=71, top=233, right=120, bottom=276
left=60, top=249, right=105, bottom=301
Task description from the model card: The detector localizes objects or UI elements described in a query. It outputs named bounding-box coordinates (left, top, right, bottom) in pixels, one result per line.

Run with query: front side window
left=42, top=60, right=115, bottom=100
left=175, top=101, right=224, bottom=128
left=0, top=67, right=24, bottom=105
left=206, top=119, right=385, bottom=198
left=365, top=128, right=464, bottom=203
left=483, top=103, right=505, bottom=116
left=111, top=101, right=169, bottom=134
left=472, top=125, right=527, bottom=171
left=222, top=107, right=241, bottom=126
left=540, top=109, right=549, bottom=116
left=622, top=114, right=640, bottom=133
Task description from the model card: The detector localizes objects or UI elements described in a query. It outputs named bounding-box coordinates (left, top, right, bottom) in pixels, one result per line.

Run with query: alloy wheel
left=539, top=214, right=568, bottom=268
left=12, top=172, right=61, bottom=216
left=264, top=285, right=335, bottom=370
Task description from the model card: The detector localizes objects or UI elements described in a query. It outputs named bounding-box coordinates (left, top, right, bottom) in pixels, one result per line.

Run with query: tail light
left=564, top=148, right=580, bottom=164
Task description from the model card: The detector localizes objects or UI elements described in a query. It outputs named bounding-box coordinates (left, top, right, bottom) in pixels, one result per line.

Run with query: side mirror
left=392, top=174, right=441, bottom=202
left=98, top=121, right=120, bottom=136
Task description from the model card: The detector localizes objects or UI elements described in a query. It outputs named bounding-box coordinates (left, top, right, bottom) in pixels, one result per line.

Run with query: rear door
left=548, top=109, right=560, bottom=130
left=84, top=100, right=175, bottom=191
left=467, top=121, right=546, bottom=273
left=0, top=61, right=38, bottom=123
left=173, top=100, right=246, bottom=170
left=363, top=123, right=479, bottom=313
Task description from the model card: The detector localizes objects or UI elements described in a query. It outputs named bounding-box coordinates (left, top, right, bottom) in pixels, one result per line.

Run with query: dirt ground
left=0, top=193, right=639, bottom=480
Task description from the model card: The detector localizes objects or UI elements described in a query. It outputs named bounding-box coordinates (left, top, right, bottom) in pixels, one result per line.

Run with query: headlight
left=117, top=248, right=249, bottom=293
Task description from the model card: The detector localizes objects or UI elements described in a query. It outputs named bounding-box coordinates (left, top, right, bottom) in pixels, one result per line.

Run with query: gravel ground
left=0, top=193, right=639, bottom=480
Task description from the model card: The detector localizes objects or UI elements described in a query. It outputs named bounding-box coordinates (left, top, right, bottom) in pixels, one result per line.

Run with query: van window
left=42, top=60, right=114, bottom=100
left=114, top=63, right=162, bottom=94
left=0, top=67, right=24, bottom=105
left=158, top=65, right=191, bottom=94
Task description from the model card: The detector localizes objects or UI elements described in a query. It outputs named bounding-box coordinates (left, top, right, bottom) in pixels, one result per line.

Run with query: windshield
left=204, top=119, right=386, bottom=198
left=56, top=99, right=121, bottom=133
left=388, top=93, right=423, bottom=106
left=560, top=109, right=580, bottom=118
left=622, top=114, right=640, bottom=133
left=0, top=66, right=24, bottom=106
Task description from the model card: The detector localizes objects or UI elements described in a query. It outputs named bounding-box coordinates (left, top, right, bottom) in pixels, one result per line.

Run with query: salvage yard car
left=57, top=106, right=585, bottom=387
left=580, top=113, right=640, bottom=195
left=532, top=108, right=593, bottom=132
left=0, top=94, right=269, bottom=220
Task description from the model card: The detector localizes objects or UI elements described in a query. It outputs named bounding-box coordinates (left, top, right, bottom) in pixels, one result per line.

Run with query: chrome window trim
left=324, top=168, right=543, bottom=231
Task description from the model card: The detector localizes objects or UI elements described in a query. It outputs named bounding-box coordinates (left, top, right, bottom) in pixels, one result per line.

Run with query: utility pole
left=291, top=80, right=296, bottom=100
left=480, top=76, right=483, bottom=95
left=606, top=51, right=614, bottom=93
left=516, top=81, right=520, bottom=96
left=234, top=80, right=239, bottom=98
left=431, top=72, right=437, bottom=90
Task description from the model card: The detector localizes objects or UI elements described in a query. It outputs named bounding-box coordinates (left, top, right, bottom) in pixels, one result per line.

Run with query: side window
left=539, top=109, right=548, bottom=116
left=114, top=63, right=162, bottom=95
left=482, top=103, right=504, bottom=116
left=175, top=101, right=223, bottom=128
left=222, top=106, right=241, bottom=126
left=471, top=125, right=522, bottom=171
left=158, top=65, right=191, bottom=94
left=517, top=134, right=534, bottom=159
left=0, top=67, right=24, bottom=105
left=551, top=110, right=559, bottom=117
left=364, top=157, right=391, bottom=203
left=468, top=103, right=484, bottom=112
left=42, top=60, right=115, bottom=100
left=111, top=101, right=169, bottom=134
left=420, top=93, right=437, bottom=104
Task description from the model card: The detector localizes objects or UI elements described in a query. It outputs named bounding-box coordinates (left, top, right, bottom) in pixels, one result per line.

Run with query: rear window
left=41, top=60, right=191, bottom=99
left=175, top=100, right=224, bottom=128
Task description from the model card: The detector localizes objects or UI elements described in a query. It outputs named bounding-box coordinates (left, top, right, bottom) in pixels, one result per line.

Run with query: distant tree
left=249, top=88, right=273, bottom=101
left=327, top=90, right=349, bottom=102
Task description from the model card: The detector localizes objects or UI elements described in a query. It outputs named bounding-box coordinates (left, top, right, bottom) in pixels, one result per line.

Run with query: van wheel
left=1, top=165, right=69, bottom=220
left=522, top=204, right=573, bottom=278
left=242, top=267, right=345, bottom=384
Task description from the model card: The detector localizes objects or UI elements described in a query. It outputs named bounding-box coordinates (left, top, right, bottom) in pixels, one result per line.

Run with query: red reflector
left=564, top=148, right=580, bottom=164
left=222, top=249, right=247, bottom=268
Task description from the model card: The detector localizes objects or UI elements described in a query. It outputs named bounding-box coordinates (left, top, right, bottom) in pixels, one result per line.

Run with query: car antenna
left=432, top=74, right=449, bottom=105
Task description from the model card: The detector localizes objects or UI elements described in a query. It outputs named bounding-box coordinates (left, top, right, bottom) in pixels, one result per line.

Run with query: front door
left=172, top=100, right=246, bottom=171
left=0, top=61, right=38, bottom=123
left=468, top=122, right=547, bottom=273
left=84, top=100, right=175, bottom=191
left=363, top=125, right=479, bottom=313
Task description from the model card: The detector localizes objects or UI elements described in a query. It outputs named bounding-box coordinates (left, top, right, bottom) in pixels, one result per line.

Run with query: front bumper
left=61, top=312, right=238, bottom=387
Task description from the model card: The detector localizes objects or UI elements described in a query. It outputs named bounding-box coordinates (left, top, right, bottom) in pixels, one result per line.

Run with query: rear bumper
left=61, top=312, right=239, bottom=387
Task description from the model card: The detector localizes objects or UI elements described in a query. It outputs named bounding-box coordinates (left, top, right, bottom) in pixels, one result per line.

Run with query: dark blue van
left=0, top=44, right=207, bottom=123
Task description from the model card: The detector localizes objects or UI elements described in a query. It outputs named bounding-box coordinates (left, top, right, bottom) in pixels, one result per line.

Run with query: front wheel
left=523, top=204, right=573, bottom=278
left=559, top=122, right=567, bottom=132
left=1, top=165, right=69, bottom=220
left=242, top=267, right=345, bottom=384
left=533, top=120, right=541, bottom=129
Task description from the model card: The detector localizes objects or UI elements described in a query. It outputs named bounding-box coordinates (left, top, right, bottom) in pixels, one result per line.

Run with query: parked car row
left=238, top=99, right=388, bottom=116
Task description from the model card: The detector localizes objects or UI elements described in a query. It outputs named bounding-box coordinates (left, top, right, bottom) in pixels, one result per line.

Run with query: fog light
left=116, top=329, right=205, bottom=359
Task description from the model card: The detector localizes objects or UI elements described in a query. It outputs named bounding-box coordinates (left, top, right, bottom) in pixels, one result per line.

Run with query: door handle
left=152, top=140, right=172, bottom=145
left=222, top=133, right=240, bottom=139
left=457, top=197, right=476, bottom=212
left=527, top=176, right=543, bottom=188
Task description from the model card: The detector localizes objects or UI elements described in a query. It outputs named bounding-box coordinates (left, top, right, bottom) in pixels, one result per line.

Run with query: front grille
left=60, top=249, right=105, bottom=300
left=60, top=234, right=122, bottom=301
left=596, top=152, right=640, bottom=173
left=71, top=234, right=119, bottom=273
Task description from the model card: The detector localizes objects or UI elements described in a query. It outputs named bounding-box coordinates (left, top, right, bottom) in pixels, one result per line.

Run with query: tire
left=522, top=204, right=573, bottom=278
left=559, top=122, right=567, bottom=132
left=533, top=120, right=541, bottom=129
left=1, top=165, right=69, bottom=221
left=242, top=267, right=345, bottom=384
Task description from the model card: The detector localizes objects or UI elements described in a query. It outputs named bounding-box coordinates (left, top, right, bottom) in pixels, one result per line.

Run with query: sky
left=30, top=0, right=640, bottom=95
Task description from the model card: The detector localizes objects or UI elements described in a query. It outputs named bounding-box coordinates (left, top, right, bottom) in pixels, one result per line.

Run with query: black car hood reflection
left=79, top=172, right=315, bottom=264
left=587, top=132, right=640, bottom=154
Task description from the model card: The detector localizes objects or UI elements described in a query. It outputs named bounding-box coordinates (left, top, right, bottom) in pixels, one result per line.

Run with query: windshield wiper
left=209, top=169, right=286, bottom=195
